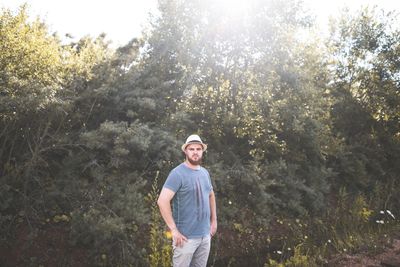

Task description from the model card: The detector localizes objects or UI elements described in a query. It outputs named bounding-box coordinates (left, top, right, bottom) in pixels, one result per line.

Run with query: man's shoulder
left=199, top=166, right=210, bottom=176
left=171, top=163, right=185, bottom=172
left=164, top=164, right=184, bottom=189
left=168, top=163, right=185, bottom=176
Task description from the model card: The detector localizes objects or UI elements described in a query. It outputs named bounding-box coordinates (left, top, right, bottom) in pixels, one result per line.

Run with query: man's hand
left=172, top=228, right=188, bottom=247
left=210, top=220, right=217, bottom=237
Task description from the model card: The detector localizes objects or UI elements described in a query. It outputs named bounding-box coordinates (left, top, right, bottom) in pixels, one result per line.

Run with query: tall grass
left=264, top=187, right=399, bottom=266
left=146, top=182, right=399, bottom=267
left=147, top=171, right=172, bottom=267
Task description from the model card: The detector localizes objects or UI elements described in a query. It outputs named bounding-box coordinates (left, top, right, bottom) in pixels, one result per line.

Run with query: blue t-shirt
left=163, top=163, right=213, bottom=238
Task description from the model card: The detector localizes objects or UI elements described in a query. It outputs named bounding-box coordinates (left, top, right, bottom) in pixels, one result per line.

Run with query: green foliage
left=148, top=171, right=172, bottom=267
left=63, top=121, right=180, bottom=265
left=266, top=246, right=317, bottom=267
left=0, top=6, right=66, bottom=225
left=328, top=7, right=400, bottom=194
left=1, top=2, right=400, bottom=266
left=0, top=5, right=62, bottom=113
left=262, top=187, right=399, bottom=266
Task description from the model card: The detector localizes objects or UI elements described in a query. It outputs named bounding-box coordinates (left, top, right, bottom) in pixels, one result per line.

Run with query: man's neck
left=184, top=160, right=200, bottom=170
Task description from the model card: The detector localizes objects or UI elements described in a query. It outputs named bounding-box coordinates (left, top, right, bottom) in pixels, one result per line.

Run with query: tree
left=327, top=7, right=400, bottom=201
left=0, top=6, right=67, bottom=219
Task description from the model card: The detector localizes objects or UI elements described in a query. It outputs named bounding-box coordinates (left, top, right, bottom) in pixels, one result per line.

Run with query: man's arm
left=209, top=190, right=217, bottom=236
left=157, top=187, right=187, bottom=246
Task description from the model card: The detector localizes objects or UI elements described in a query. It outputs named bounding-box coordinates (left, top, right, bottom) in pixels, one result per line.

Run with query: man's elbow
left=157, top=196, right=168, bottom=208
left=157, top=188, right=174, bottom=208
left=157, top=197, right=163, bottom=207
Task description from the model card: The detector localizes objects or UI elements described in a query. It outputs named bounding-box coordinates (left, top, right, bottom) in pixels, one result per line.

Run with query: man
left=157, top=134, right=217, bottom=267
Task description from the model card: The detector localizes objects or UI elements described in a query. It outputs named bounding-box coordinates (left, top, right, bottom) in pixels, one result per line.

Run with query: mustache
left=187, top=156, right=202, bottom=165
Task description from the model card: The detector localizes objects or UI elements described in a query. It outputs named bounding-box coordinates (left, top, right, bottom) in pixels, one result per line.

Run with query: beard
left=187, top=156, right=202, bottom=165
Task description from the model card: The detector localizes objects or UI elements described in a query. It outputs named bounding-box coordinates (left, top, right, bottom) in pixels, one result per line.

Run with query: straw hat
left=181, top=134, right=207, bottom=152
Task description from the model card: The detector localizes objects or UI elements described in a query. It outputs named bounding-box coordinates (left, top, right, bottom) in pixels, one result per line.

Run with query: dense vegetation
left=1, top=1, right=399, bottom=266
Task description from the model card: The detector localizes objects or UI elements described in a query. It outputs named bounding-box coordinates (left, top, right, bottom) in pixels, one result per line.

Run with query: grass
left=264, top=188, right=399, bottom=266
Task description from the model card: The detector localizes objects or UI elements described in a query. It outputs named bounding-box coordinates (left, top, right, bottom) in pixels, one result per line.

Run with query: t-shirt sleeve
left=209, top=173, right=213, bottom=191
left=202, top=168, right=213, bottom=191
left=163, top=169, right=181, bottom=192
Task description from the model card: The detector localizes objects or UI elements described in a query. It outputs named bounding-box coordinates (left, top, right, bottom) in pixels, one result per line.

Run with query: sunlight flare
left=209, top=0, right=255, bottom=18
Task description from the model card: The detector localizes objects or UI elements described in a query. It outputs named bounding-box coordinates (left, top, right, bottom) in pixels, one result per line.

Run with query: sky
left=1, top=0, right=159, bottom=46
left=1, top=0, right=399, bottom=46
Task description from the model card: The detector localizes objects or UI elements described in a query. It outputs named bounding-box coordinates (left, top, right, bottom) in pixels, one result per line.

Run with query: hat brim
left=181, top=142, right=207, bottom=152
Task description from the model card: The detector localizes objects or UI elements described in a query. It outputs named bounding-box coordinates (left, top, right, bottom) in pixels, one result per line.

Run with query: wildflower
left=386, top=210, right=395, bottom=219
left=361, top=207, right=372, bottom=221
left=343, top=248, right=347, bottom=252
left=276, top=250, right=282, bottom=255
left=380, top=210, right=385, bottom=214
left=376, top=220, right=385, bottom=224
left=287, top=247, right=291, bottom=251
left=328, top=239, right=331, bottom=243
left=228, top=200, right=232, bottom=205
left=304, top=235, right=308, bottom=239
left=164, top=231, right=173, bottom=239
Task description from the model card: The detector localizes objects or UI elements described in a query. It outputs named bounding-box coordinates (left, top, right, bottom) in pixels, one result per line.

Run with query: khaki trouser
left=172, top=235, right=211, bottom=267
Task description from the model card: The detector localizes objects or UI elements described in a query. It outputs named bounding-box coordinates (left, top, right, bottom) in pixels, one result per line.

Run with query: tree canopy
left=1, top=2, right=399, bottom=266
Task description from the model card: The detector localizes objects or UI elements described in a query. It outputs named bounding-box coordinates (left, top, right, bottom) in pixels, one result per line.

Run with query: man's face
left=184, top=143, right=204, bottom=165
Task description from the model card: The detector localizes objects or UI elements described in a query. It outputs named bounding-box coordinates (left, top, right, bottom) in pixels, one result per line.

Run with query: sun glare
left=213, top=0, right=253, bottom=17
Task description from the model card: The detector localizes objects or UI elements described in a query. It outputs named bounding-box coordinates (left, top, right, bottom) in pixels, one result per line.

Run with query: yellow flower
left=360, top=207, right=373, bottom=221
left=164, top=231, right=173, bottom=239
